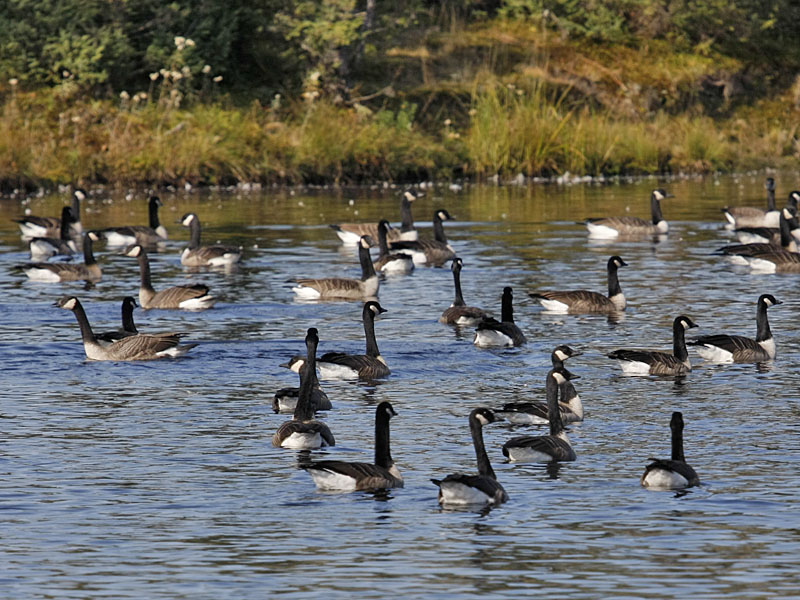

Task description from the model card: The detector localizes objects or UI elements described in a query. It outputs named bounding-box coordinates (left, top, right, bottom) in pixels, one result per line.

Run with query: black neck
left=121, top=300, right=138, bottom=333
left=501, top=290, right=514, bottom=323
left=779, top=210, right=793, bottom=247
left=400, top=197, right=415, bottom=232
left=82, top=235, right=96, bottom=266
left=470, top=412, right=496, bottom=480
left=187, top=217, right=202, bottom=250
left=671, top=418, right=686, bottom=462
left=358, top=241, right=377, bottom=281
left=59, top=207, right=72, bottom=241
left=377, top=222, right=390, bottom=256
left=546, top=371, right=565, bottom=436
left=148, top=198, right=162, bottom=229
left=363, top=306, right=381, bottom=357
left=294, top=336, right=318, bottom=421
left=374, top=408, right=393, bottom=468
left=755, top=299, right=772, bottom=342
left=452, top=264, right=465, bottom=307
left=766, top=182, right=776, bottom=211
left=71, top=194, right=81, bottom=220
left=136, top=251, right=155, bottom=292
left=70, top=299, right=97, bottom=344
left=673, top=320, right=689, bottom=362
left=650, top=193, right=664, bottom=225
left=432, top=214, right=448, bottom=243
left=607, top=262, right=622, bottom=298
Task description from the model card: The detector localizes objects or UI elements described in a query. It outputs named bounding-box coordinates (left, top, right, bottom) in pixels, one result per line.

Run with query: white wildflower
left=149, top=72, right=159, bottom=81
left=202, top=64, right=211, bottom=74
left=8, top=78, right=18, bottom=86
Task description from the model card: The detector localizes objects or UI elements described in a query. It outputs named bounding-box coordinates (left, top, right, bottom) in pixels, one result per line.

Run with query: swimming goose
left=273, top=354, right=332, bottom=413
left=28, top=206, right=79, bottom=259
left=95, top=296, right=139, bottom=345
left=389, top=209, right=456, bottom=266
left=431, top=407, right=508, bottom=506
left=179, top=212, right=242, bottom=267
left=718, top=207, right=798, bottom=261
left=722, top=177, right=779, bottom=229
left=272, top=328, right=335, bottom=449
left=15, top=188, right=85, bottom=239
left=641, top=411, right=700, bottom=490
left=440, top=257, right=489, bottom=326
left=502, top=368, right=578, bottom=462
left=318, top=301, right=390, bottom=379
left=330, top=189, right=420, bottom=244
left=99, top=196, right=168, bottom=247
left=19, top=231, right=102, bottom=282
left=373, top=219, right=414, bottom=275
left=473, top=287, right=526, bottom=347
left=304, top=401, right=402, bottom=491
left=124, top=244, right=216, bottom=310
left=608, top=315, right=698, bottom=376
left=293, top=236, right=379, bottom=300
left=689, top=294, right=780, bottom=363
left=499, top=346, right=584, bottom=425
left=529, top=256, right=628, bottom=313
left=55, top=296, right=196, bottom=360
left=585, top=189, right=669, bottom=238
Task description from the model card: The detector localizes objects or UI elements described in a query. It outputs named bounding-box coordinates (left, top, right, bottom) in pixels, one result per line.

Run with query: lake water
left=2, top=175, right=799, bottom=598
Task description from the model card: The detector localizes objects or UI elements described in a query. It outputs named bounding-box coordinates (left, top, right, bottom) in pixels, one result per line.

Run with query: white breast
left=758, top=337, right=776, bottom=359
left=437, top=481, right=492, bottom=506
left=308, top=468, right=358, bottom=490
left=317, top=362, right=359, bottom=379
left=280, top=431, right=323, bottom=449
left=694, top=344, right=734, bottom=363
left=616, top=360, right=653, bottom=375
left=642, top=468, right=689, bottom=490
left=103, top=231, right=138, bottom=247
left=473, top=329, right=513, bottom=348
left=586, top=223, right=620, bottom=239
left=504, top=446, right=556, bottom=463
left=537, top=298, right=570, bottom=313
left=292, top=285, right=322, bottom=299
left=23, top=267, right=62, bottom=282
left=745, top=257, right=777, bottom=273
left=178, top=296, right=215, bottom=310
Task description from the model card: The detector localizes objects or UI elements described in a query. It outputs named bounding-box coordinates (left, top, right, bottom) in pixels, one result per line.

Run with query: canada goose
left=473, top=287, right=526, bottom=347
left=529, top=256, right=628, bottom=313
left=293, top=236, right=379, bottom=300
left=502, top=368, right=578, bottom=462
left=689, top=294, right=780, bottom=363
left=330, top=189, right=420, bottom=244
left=431, top=407, right=508, bottom=506
left=608, top=315, right=698, bottom=376
left=15, top=188, right=85, bottom=239
left=179, top=212, right=242, bottom=267
left=498, top=346, right=584, bottom=425
left=272, top=328, right=335, bottom=449
left=304, top=401, right=402, bottom=491
left=55, top=296, right=197, bottom=361
left=124, top=244, right=216, bottom=310
left=722, top=177, right=779, bottom=229
left=744, top=250, right=800, bottom=273
left=641, top=412, right=700, bottom=490
left=373, top=219, right=414, bottom=275
left=99, top=196, right=168, bottom=247
left=440, top=257, right=489, bottom=326
left=318, top=301, right=390, bottom=379
left=389, top=209, right=456, bottom=266
left=718, top=207, right=798, bottom=261
left=28, top=206, right=79, bottom=259
left=19, top=231, right=102, bottom=282
left=95, top=296, right=139, bottom=345
left=273, top=354, right=332, bottom=413
left=585, top=189, right=669, bottom=238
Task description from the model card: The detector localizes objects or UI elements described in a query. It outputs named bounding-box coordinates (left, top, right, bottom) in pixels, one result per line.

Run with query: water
left=2, top=175, right=799, bottom=598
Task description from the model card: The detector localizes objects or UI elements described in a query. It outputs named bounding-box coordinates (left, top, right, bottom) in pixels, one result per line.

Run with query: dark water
left=2, top=175, right=799, bottom=598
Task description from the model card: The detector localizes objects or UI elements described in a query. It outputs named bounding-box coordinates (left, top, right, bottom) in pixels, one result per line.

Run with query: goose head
left=435, top=209, right=454, bottom=222
left=451, top=257, right=463, bottom=272
left=280, top=355, right=305, bottom=373
left=124, top=244, right=144, bottom=258
left=55, top=296, right=79, bottom=311
left=609, top=255, right=628, bottom=269
left=378, top=401, right=397, bottom=419
left=180, top=212, right=198, bottom=227
left=365, top=300, right=387, bottom=317
left=150, top=196, right=163, bottom=208
left=359, top=235, right=375, bottom=249
left=403, top=189, right=423, bottom=202
left=758, top=294, right=781, bottom=308
left=472, top=407, right=498, bottom=426
left=552, top=345, right=581, bottom=362
left=788, top=191, right=800, bottom=209
left=675, top=315, right=698, bottom=330
left=652, top=189, right=670, bottom=202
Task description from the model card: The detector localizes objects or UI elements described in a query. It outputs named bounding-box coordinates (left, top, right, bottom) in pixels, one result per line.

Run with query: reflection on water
left=2, top=174, right=800, bottom=598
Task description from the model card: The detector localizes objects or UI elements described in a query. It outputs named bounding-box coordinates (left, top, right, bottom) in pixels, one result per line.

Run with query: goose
left=722, top=177, right=779, bottom=229
left=498, top=346, right=584, bottom=425
left=55, top=296, right=197, bottom=361
left=585, top=189, right=669, bottom=238
left=304, top=401, right=401, bottom=491
left=28, top=206, right=79, bottom=259
left=15, top=188, right=85, bottom=239
left=529, top=256, right=628, bottom=313
left=330, top=189, right=420, bottom=245
left=19, top=231, right=102, bottom=282
left=431, top=407, right=508, bottom=506
left=743, top=249, right=800, bottom=273
left=318, top=301, right=390, bottom=379
left=718, top=207, right=798, bottom=262
left=272, top=328, right=335, bottom=449
left=689, top=294, right=780, bottom=363
left=473, top=287, right=526, bottom=347
left=293, top=236, right=379, bottom=300
left=124, top=244, right=216, bottom=310
left=641, top=412, right=700, bottom=490
left=373, top=219, right=414, bottom=275
left=440, top=257, right=490, bottom=326
left=99, top=196, right=168, bottom=247
left=179, top=212, right=242, bottom=267
left=501, top=367, right=578, bottom=462
left=389, top=209, right=456, bottom=266
left=95, top=296, right=139, bottom=345
left=733, top=202, right=800, bottom=244
left=608, top=315, right=698, bottom=376
left=273, top=354, right=332, bottom=413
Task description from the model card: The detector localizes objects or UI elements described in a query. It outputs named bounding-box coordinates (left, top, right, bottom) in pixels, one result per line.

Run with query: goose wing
left=530, top=290, right=613, bottom=312
left=432, top=473, right=507, bottom=502
left=502, top=434, right=576, bottom=461
left=272, top=420, right=335, bottom=447
left=500, top=401, right=548, bottom=421
left=294, top=277, right=364, bottom=295
left=440, top=305, right=488, bottom=324
left=608, top=349, right=689, bottom=375
left=150, top=284, right=212, bottom=307
left=21, top=262, right=90, bottom=281
left=690, top=334, right=759, bottom=354
left=306, top=460, right=402, bottom=490
left=643, top=458, right=699, bottom=485
left=476, top=318, right=527, bottom=345
left=105, top=333, right=183, bottom=360
left=586, top=216, right=651, bottom=228
left=319, top=352, right=390, bottom=378
left=330, top=223, right=380, bottom=239
left=716, top=242, right=777, bottom=256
